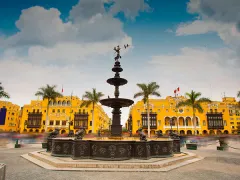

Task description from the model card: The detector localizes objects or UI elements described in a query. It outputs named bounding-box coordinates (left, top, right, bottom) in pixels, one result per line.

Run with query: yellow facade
left=0, top=101, right=20, bottom=132
left=19, top=96, right=110, bottom=134
left=127, top=96, right=240, bottom=135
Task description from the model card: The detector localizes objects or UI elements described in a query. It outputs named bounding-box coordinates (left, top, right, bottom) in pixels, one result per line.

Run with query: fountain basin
left=100, top=98, right=134, bottom=108
left=48, top=138, right=177, bottom=161
left=107, top=78, right=127, bottom=86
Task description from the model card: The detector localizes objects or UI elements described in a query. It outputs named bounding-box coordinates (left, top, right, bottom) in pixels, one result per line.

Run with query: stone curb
left=21, top=151, right=203, bottom=172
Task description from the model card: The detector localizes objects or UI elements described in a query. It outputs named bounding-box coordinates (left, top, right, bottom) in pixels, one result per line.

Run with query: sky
left=0, top=0, right=240, bottom=124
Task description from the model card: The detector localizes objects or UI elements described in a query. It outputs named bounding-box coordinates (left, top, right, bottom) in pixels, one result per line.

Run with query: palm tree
left=0, top=82, right=10, bottom=99
left=176, top=90, right=211, bottom=135
left=134, top=82, right=161, bottom=138
left=237, top=91, right=240, bottom=105
left=80, top=88, right=104, bottom=133
left=35, top=84, right=63, bottom=132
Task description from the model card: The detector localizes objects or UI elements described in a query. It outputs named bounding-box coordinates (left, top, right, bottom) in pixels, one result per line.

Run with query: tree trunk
left=45, top=100, right=49, bottom=133
left=193, top=109, right=196, bottom=135
left=92, top=103, right=95, bottom=133
left=147, top=100, right=150, bottom=138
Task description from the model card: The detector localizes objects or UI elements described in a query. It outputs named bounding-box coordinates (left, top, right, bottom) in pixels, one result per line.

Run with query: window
left=224, top=120, right=227, bottom=126
left=230, top=122, right=234, bottom=124
left=137, top=120, right=140, bottom=127
left=52, top=109, right=55, bottom=113
left=237, top=122, right=240, bottom=125
left=12, top=113, right=14, bottom=115
left=44, top=110, right=46, bottom=113
left=49, top=121, right=54, bottom=125
left=90, top=121, right=92, bottom=126
left=83, top=109, right=86, bottom=114
left=57, top=109, right=60, bottom=113
left=203, top=120, right=206, bottom=126
left=222, top=109, right=225, bottom=113
left=150, top=109, right=152, bottom=112
left=62, top=121, right=66, bottom=125
left=33, top=109, right=35, bottom=113
left=56, top=121, right=60, bottom=125
left=43, top=121, right=45, bottom=125
left=215, top=109, right=217, bottom=113
left=62, top=109, right=65, bottom=113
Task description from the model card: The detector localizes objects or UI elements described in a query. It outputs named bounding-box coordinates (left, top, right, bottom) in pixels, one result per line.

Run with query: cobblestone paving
left=1, top=142, right=240, bottom=180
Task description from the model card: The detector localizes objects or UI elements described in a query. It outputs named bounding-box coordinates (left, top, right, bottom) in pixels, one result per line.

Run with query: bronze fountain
left=46, top=45, right=180, bottom=160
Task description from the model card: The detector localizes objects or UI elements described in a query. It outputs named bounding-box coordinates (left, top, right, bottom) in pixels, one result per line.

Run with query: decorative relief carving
left=108, top=145, right=117, bottom=157
left=56, top=145, right=61, bottom=152
left=99, top=147, right=107, bottom=155
left=154, top=144, right=160, bottom=154
left=127, top=145, right=132, bottom=156
left=92, top=144, right=97, bottom=155
left=63, top=143, right=69, bottom=154
left=78, top=144, right=87, bottom=155
left=137, top=145, right=144, bottom=156
left=162, top=147, right=168, bottom=152
left=119, top=147, right=126, bottom=155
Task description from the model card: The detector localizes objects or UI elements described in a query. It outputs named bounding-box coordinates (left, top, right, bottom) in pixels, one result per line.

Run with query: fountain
left=46, top=45, right=180, bottom=160
left=100, top=45, right=134, bottom=137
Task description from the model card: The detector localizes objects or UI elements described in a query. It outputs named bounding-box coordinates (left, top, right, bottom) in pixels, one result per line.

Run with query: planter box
left=217, top=146, right=228, bottom=151
left=186, top=143, right=197, bottom=150
left=42, top=142, right=47, bottom=149
left=0, top=163, right=6, bottom=180
left=14, top=144, right=21, bottom=148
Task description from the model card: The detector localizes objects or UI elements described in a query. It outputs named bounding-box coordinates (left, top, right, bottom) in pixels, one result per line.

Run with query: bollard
left=0, top=163, right=6, bottom=180
left=15, top=139, right=21, bottom=148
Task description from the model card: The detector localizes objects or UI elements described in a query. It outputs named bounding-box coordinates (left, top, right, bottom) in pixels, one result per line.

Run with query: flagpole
left=69, top=91, right=73, bottom=135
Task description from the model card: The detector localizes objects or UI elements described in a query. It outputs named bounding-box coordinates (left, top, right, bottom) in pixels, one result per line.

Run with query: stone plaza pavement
left=0, top=141, right=240, bottom=180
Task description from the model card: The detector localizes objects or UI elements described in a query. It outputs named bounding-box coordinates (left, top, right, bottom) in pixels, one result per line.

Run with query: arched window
left=58, top=101, right=62, bottom=106
left=67, top=101, right=71, bottom=106
left=62, top=101, right=66, bottom=106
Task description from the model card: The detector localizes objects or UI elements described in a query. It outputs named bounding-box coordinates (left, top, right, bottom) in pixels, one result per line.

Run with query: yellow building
left=127, top=96, right=240, bottom=135
left=0, top=101, right=20, bottom=132
left=19, top=96, right=110, bottom=134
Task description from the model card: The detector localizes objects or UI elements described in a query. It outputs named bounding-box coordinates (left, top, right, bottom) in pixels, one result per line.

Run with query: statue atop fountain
left=100, top=45, right=134, bottom=137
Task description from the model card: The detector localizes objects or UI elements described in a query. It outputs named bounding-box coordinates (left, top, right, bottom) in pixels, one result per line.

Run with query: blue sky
left=0, top=0, right=239, bottom=123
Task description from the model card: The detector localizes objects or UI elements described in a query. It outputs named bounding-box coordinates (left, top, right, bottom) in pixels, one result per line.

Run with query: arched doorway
left=61, top=130, right=66, bottom=134
left=178, top=117, right=185, bottom=126
left=48, top=129, right=53, bottom=132
left=35, top=129, right=39, bottom=133
left=23, top=129, right=27, bottom=133
left=180, top=130, right=185, bottom=135
left=196, top=130, right=199, bottom=135
left=224, top=130, right=229, bottom=134
left=203, top=130, right=208, bottom=135
left=165, top=117, right=170, bottom=126
left=209, top=130, right=215, bottom=135
left=41, top=129, right=45, bottom=133
left=158, top=130, right=163, bottom=134
left=144, top=130, right=148, bottom=134
left=150, top=130, right=155, bottom=135
left=29, top=129, right=33, bottom=133
left=88, top=130, right=92, bottom=134
left=187, top=130, right=192, bottom=135
left=165, top=130, right=169, bottom=135
left=217, top=130, right=222, bottom=135
left=185, top=117, right=192, bottom=126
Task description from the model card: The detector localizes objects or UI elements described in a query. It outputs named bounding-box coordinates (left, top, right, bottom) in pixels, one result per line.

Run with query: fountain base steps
left=21, top=150, right=203, bottom=172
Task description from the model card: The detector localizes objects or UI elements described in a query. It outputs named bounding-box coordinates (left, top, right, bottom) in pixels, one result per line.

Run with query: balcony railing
left=142, top=125, right=157, bottom=129
left=74, top=125, right=88, bottom=129
left=164, top=125, right=201, bottom=129
left=27, top=125, right=41, bottom=128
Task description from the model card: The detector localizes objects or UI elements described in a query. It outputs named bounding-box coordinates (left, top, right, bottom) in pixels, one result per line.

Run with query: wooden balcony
left=74, top=125, right=88, bottom=129
left=27, top=125, right=41, bottom=128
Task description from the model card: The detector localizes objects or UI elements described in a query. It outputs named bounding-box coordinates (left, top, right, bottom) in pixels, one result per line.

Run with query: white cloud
left=0, top=0, right=152, bottom=124
left=149, top=47, right=240, bottom=99
left=106, top=0, right=152, bottom=20
left=176, top=0, right=240, bottom=67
